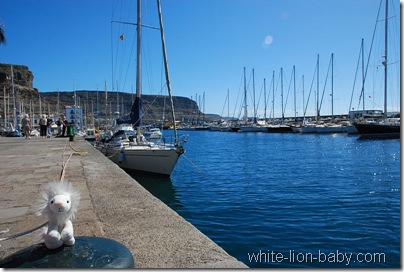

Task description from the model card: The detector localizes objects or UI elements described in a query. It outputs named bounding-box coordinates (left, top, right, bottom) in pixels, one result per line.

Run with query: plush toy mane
left=38, top=181, right=81, bottom=226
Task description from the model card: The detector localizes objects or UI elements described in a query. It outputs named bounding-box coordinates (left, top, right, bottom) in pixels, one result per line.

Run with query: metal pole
left=281, top=67, right=284, bottom=123
left=74, top=79, right=77, bottom=133
left=11, top=65, right=17, bottom=129
left=331, top=53, right=334, bottom=118
left=383, top=0, right=388, bottom=118
left=293, top=65, right=296, bottom=118
left=243, top=67, right=247, bottom=124
left=157, top=0, right=178, bottom=143
left=3, top=86, right=5, bottom=124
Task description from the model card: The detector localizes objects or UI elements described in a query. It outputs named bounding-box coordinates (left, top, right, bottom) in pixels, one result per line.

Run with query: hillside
left=41, top=90, right=206, bottom=124
left=0, top=63, right=221, bottom=124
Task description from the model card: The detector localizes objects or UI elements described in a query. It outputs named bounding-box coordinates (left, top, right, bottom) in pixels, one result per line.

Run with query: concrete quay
left=0, top=136, right=247, bottom=268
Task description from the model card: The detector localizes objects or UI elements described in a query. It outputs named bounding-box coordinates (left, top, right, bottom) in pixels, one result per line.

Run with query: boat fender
left=119, top=150, right=125, bottom=163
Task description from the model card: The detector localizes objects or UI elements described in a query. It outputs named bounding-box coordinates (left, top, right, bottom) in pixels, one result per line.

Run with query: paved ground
left=0, top=136, right=247, bottom=268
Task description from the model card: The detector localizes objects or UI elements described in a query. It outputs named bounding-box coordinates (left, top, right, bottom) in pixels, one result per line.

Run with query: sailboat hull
left=239, top=125, right=267, bottom=132
left=97, top=145, right=184, bottom=176
left=315, top=125, right=347, bottom=134
left=267, top=125, right=293, bottom=133
left=354, top=123, right=400, bottom=139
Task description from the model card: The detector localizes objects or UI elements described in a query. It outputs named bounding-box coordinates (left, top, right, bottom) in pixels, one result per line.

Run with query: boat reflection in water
left=127, top=173, right=183, bottom=211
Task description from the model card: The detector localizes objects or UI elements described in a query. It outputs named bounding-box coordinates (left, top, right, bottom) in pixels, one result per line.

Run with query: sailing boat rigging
left=95, top=0, right=186, bottom=176
left=239, top=68, right=267, bottom=132
left=353, top=0, right=400, bottom=139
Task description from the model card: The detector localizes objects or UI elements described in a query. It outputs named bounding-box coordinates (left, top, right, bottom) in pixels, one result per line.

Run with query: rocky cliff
left=0, top=63, right=39, bottom=102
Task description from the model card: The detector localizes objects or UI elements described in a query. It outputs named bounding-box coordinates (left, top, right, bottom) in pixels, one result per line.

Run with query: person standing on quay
left=61, top=117, right=68, bottom=137
left=56, top=117, right=62, bottom=136
left=39, top=114, right=47, bottom=139
left=46, top=116, right=53, bottom=138
left=22, top=114, right=31, bottom=139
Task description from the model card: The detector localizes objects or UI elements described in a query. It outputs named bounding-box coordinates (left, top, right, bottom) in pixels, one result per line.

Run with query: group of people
left=21, top=114, right=70, bottom=139
left=56, top=117, right=69, bottom=137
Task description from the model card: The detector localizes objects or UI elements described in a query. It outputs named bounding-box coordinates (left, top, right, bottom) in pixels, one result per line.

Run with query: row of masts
left=241, top=53, right=336, bottom=125
left=238, top=0, right=392, bottom=123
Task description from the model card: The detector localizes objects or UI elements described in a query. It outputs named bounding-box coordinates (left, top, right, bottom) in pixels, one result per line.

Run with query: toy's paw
left=47, top=230, right=61, bottom=240
left=61, top=230, right=75, bottom=246
left=63, top=236, right=75, bottom=246
left=44, top=234, right=63, bottom=249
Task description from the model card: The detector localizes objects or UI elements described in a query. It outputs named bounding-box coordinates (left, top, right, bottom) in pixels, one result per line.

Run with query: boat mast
left=157, top=0, right=179, bottom=144
left=136, top=0, right=142, bottom=133
left=39, top=93, right=41, bottom=117
left=293, top=65, right=296, bottom=118
left=11, top=65, right=17, bottom=129
left=162, top=96, right=166, bottom=130
left=252, top=68, right=256, bottom=123
left=383, top=0, right=388, bottom=118
left=263, top=78, right=266, bottom=124
left=272, top=71, right=275, bottom=123
left=74, top=80, right=77, bottom=132
left=302, top=75, right=305, bottom=119
left=203, top=91, right=205, bottom=125
left=57, top=88, right=60, bottom=117
left=104, top=81, right=108, bottom=125
left=281, top=67, right=284, bottom=124
left=316, top=54, right=319, bottom=122
left=243, top=67, right=247, bottom=124
left=3, top=86, right=6, bottom=124
left=331, top=53, right=334, bottom=118
left=227, top=88, right=230, bottom=119
left=361, top=39, right=365, bottom=111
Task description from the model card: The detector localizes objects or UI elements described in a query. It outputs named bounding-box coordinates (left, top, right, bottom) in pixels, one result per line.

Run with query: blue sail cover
left=116, top=97, right=142, bottom=126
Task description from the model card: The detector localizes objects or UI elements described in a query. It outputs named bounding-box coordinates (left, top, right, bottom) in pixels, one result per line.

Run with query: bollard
left=0, top=236, right=135, bottom=268
left=68, top=125, right=75, bottom=142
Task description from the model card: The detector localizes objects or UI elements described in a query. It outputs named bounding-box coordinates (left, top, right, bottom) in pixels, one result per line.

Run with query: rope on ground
left=59, top=139, right=73, bottom=183
left=0, top=222, right=47, bottom=242
left=0, top=138, right=81, bottom=245
left=60, top=139, right=88, bottom=182
left=69, top=141, right=88, bottom=155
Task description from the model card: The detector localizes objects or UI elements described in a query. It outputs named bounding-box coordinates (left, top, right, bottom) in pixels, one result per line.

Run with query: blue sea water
left=133, top=131, right=400, bottom=268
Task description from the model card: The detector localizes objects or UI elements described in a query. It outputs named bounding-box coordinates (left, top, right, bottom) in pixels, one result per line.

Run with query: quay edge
left=0, top=137, right=247, bottom=269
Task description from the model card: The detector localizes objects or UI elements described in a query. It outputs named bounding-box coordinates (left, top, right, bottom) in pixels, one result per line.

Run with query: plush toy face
left=49, top=194, right=72, bottom=214
left=38, top=181, right=80, bottom=226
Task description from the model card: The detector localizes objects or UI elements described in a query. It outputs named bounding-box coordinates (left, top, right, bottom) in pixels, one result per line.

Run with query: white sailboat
left=267, top=67, right=293, bottom=133
left=95, top=0, right=185, bottom=176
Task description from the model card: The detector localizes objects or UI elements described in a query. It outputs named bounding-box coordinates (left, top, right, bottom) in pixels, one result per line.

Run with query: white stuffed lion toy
left=37, top=181, right=81, bottom=249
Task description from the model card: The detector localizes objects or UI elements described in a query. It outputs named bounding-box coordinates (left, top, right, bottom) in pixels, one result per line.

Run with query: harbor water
left=132, top=130, right=400, bottom=268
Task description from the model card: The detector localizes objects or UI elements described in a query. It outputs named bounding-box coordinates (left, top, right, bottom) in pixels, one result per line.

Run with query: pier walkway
left=0, top=136, right=247, bottom=268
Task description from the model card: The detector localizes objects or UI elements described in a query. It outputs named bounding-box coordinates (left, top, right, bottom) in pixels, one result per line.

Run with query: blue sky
left=0, top=0, right=401, bottom=118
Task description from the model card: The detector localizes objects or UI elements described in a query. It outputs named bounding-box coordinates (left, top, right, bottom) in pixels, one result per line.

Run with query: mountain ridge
left=0, top=63, right=221, bottom=123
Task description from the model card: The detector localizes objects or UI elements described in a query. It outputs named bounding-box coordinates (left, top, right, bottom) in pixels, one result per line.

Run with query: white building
left=65, top=106, right=84, bottom=130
